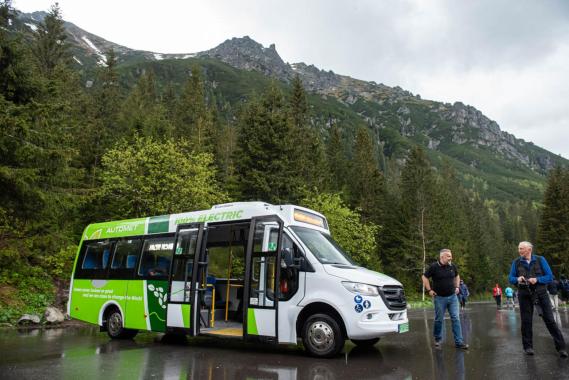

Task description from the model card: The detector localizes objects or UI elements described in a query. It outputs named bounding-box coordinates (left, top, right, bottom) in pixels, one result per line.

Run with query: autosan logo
left=105, top=223, right=139, bottom=234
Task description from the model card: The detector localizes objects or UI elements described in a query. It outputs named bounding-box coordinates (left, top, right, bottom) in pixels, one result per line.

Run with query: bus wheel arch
left=102, top=304, right=137, bottom=340
left=296, top=302, right=346, bottom=358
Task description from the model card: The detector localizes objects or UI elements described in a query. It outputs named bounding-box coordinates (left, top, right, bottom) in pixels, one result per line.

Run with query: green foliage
left=119, top=70, right=174, bottom=138
left=537, top=167, right=569, bottom=274
left=0, top=265, right=55, bottom=324
left=97, top=136, right=228, bottom=218
left=349, top=127, right=387, bottom=223
left=174, top=65, right=216, bottom=152
left=31, top=3, right=70, bottom=76
left=235, top=83, right=298, bottom=203
left=327, top=124, right=349, bottom=192
left=302, top=192, right=380, bottom=271
left=43, top=245, right=77, bottom=279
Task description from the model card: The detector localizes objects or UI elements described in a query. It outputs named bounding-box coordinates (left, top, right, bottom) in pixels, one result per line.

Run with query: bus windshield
left=290, top=226, right=354, bottom=266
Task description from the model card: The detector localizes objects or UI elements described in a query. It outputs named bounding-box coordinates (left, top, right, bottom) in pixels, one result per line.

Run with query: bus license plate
left=398, top=322, right=409, bottom=333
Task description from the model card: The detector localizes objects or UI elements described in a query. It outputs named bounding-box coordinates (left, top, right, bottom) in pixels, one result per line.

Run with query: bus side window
left=75, top=240, right=112, bottom=279
left=109, top=239, right=142, bottom=279
left=279, top=234, right=300, bottom=301
left=138, top=237, right=174, bottom=278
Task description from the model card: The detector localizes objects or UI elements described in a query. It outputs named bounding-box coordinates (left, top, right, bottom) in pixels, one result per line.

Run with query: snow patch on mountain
left=81, top=36, right=107, bottom=64
left=25, top=22, right=37, bottom=31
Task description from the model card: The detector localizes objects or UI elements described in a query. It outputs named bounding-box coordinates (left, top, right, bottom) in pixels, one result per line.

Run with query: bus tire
left=351, top=337, right=380, bottom=347
left=106, top=309, right=138, bottom=340
left=302, top=313, right=344, bottom=358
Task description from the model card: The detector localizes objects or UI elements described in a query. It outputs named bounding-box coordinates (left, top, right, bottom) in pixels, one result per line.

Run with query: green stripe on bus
left=247, top=308, right=258, bottom=335
left=148, top=215, right=170, bottom=234
left=182, top=304, right=191, bottom=329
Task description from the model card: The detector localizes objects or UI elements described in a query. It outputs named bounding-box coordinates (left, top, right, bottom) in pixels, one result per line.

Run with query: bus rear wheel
left=106, top=309, right=138, bottom=339
left=302, top=313, right=344, bottom=358
left=351, top=337, right=380, bottom=347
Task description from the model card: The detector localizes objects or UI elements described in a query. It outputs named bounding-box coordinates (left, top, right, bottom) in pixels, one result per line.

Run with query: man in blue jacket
left=509, top=241, right=567, bottom=358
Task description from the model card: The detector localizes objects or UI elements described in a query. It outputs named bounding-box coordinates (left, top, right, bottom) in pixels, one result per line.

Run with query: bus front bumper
left=347, top=309, right=409, bottom=339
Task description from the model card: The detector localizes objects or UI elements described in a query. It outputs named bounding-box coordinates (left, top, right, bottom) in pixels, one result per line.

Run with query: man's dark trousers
left=518, top=287, right=566, bottom=351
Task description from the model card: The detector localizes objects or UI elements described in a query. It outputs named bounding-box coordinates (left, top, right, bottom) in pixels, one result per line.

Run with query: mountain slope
left=15, top=10, right=567, bottom=202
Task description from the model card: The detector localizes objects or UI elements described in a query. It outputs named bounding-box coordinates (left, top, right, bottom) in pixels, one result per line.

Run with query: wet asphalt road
left=1, top=303, right=568, bottom=380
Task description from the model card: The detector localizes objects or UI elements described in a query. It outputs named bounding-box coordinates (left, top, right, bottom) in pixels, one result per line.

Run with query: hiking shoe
left=559, top=350, right=568, bottom=358
left=524, top=348, right=534, bottom=355
left=434, top=340, right=442, bottom=348
left=456, top=343, right=469, bottom=350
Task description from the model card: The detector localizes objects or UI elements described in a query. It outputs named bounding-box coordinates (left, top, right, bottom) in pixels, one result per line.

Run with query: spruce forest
left=1, top=3, right=569, bottom=323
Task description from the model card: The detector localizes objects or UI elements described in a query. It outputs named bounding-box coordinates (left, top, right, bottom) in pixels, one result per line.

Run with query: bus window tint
left=139, top=237, right=174, bottom=277
left=112, top=239, right=142, bottom=270
left=82, top=241, right=112, bottom=270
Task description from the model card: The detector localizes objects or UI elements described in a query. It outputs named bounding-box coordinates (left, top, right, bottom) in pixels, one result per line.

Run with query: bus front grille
left=379, top=285, right=407, bottom=311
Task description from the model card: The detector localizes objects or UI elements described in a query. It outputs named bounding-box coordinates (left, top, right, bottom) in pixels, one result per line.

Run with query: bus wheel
left=351, top=337, right=380, bottom=347
left=106, top=309, right=138, bottom=340
left=302, top=313, right=344, bottom=358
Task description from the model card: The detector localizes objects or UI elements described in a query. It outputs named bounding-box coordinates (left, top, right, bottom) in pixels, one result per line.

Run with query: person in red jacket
left=493, top=284, right=503, bottom=309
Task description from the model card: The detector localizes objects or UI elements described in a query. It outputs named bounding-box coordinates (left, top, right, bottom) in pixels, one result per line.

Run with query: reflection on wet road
left=1, top=304, right=568, bottom=379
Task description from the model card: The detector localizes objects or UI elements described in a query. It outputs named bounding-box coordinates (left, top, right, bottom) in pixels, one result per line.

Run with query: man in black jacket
left=508, top=241, right=567, bottom=358
left=422, top=248, right=469, bottom=350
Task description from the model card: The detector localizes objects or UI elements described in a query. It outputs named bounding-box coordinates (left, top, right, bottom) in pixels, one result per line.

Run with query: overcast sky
left=15, top=0, right=569, bottom=158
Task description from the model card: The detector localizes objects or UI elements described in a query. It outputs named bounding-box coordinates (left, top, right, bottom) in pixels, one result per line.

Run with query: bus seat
left=126, top=255, right=137, bottom=269
left=148, top=256, right=170, bottom=276
left=157, top=256, right=170, bottom=271
left=83, top=252, right=98, bottom=269
left=102, top=249, right=110, bottom=269
left=203, top=276, right=217, bottom=308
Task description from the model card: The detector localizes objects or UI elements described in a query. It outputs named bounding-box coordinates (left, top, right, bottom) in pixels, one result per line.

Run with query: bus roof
left=81, top=202, right=329, bottom=241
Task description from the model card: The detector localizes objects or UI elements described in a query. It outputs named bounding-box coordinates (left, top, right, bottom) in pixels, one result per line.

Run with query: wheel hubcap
left=108, top=313, right=122, bottom=335
left=308, top=321, right=335, bottom=352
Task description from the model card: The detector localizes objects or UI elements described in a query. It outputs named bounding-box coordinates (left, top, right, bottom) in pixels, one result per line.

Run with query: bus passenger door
left=166, top=223, right=204, bottom=335
left=244, top=216, right=283, bottom=342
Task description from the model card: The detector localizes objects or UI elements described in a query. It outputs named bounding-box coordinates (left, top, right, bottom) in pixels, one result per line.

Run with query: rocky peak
left=290, top=62, right=342, bottom=92
left=198, top=36, right=293, bottom=80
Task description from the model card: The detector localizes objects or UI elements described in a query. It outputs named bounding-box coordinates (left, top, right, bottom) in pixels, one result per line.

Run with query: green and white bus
left=69, top=202, right=408, bottom=357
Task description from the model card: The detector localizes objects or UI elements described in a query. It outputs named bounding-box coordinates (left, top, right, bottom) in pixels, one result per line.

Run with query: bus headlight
left=342, top=282, right=379, bottom=296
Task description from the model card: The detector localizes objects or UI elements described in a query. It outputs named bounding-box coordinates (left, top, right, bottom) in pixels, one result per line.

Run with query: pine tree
left=0, top=1, right=37, bottom=104
left=537, top=167, right=569, bottom=273
left=120, top=70, right=173, bottom=138
left=287, top=75, right=328, bottom=193
left=429, top=163, right=470, bottom=267
left=326, top=124, right=349, bottom=192
left=81, top=49, right=123, bottom=183
left=349, top=127, right=386, bottom=223
left=400, top=146, right=436, bottom=298
left=289, top=75, right=308, bottom=129
left=235, top=83, right=297, bottom=203
left=175, top=65, right=215, bottom=152
left=31, top=3, right=70, bottom=77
